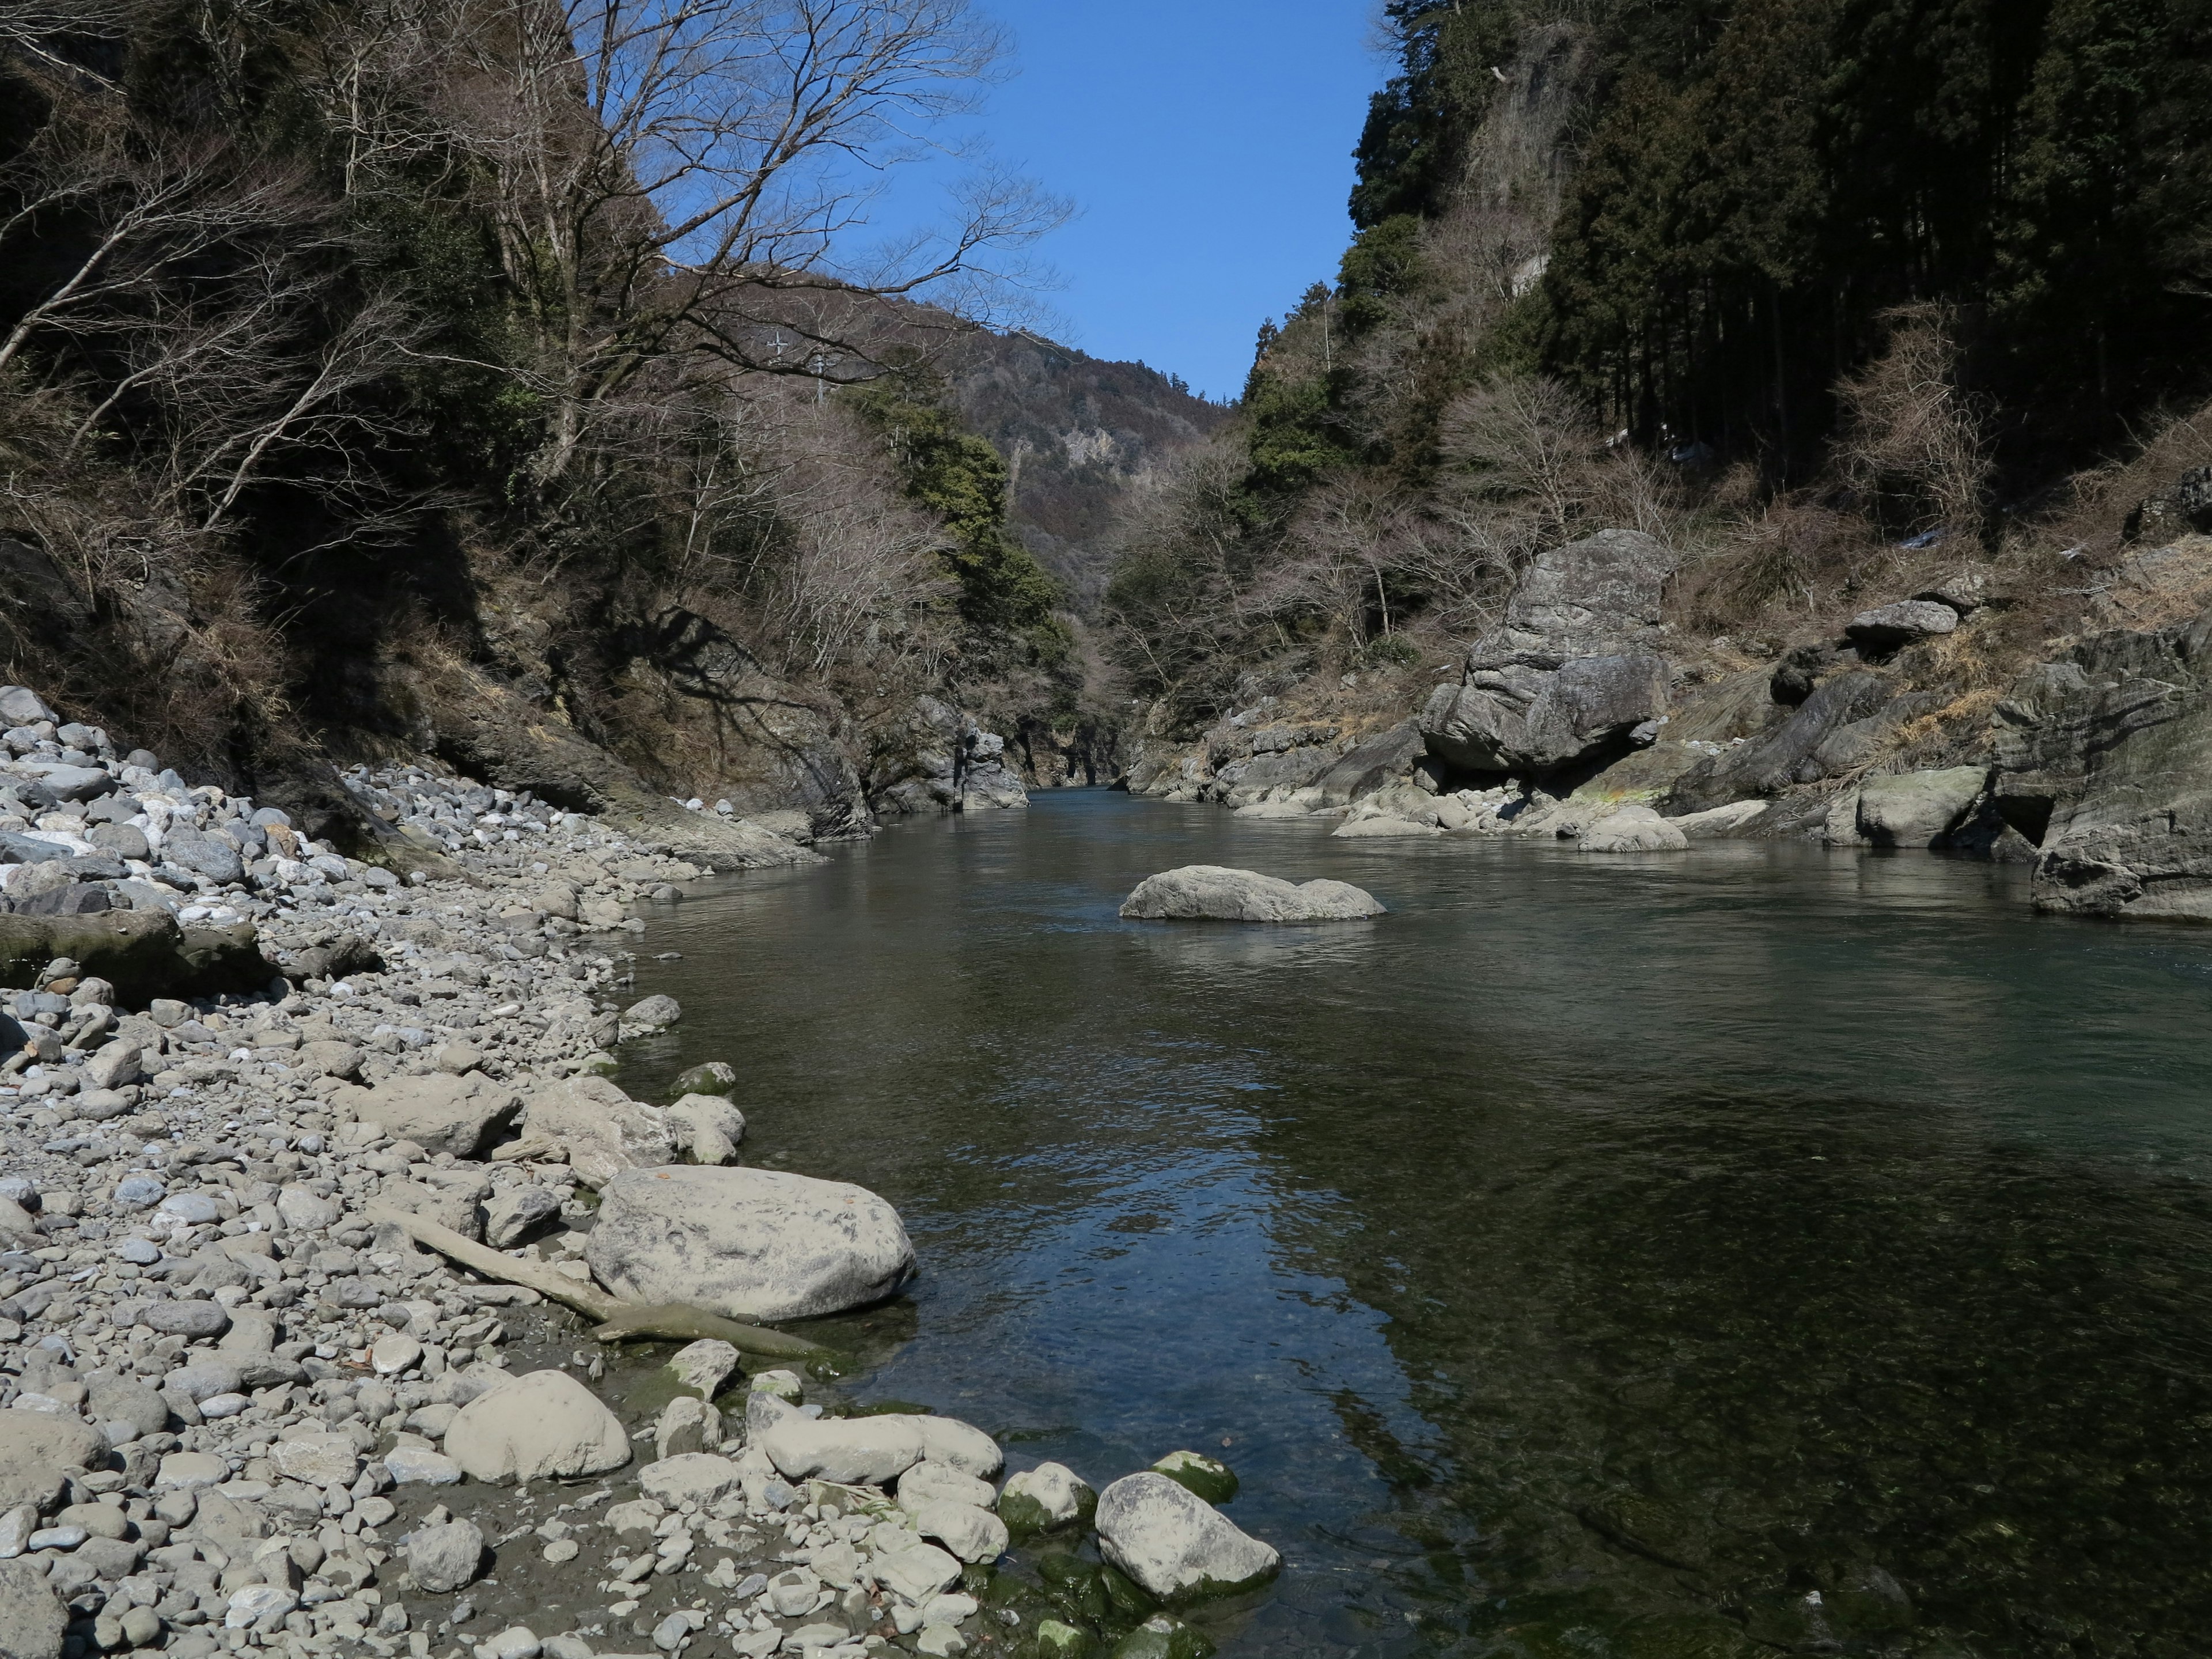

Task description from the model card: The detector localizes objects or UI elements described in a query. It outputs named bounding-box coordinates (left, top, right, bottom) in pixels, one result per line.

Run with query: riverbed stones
left=443, top=1369, right=630, bottom=1484
left=1118, top=866, right=1386, bottom=923
left=1095, top=1473, right=1281, bottom=1602
left=585, top=1165, right=916, bottom=1320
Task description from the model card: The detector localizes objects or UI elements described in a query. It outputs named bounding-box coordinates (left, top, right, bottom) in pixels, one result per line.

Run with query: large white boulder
left=758, top=1416, right=925, bottom=1486
left=585, top=1166, right=915, bottom=1321
left=1119, top=866, right=1385, bottom=923
left=442, top=1370, right=630, bottom=1485
left=1094, top=1472, right=1280, bottom=1603
left=517, top=1077, right=673, bottom=1189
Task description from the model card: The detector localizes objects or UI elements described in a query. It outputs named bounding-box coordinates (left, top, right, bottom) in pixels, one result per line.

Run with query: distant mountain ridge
left=947, top=332, right=1230, bottom=614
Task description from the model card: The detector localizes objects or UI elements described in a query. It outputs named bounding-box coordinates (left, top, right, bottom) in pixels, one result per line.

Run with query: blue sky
left=934, top=2, right=1389, bottom=402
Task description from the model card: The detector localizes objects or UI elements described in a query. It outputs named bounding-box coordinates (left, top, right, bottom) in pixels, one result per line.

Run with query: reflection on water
left=618, top=791, right=2212, bottom=1657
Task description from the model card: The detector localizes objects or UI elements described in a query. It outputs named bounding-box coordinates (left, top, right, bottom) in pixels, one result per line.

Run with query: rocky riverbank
left=0, top=691, right=1275, bottom=1659
left=1123, top=525, right=2212, bottom=920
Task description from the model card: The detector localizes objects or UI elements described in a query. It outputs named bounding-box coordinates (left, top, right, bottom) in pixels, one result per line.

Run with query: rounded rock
left=444, top=1369, right=630, bottom=1485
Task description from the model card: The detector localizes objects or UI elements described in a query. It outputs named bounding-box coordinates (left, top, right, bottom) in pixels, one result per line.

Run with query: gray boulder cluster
left=1119, top=867, right=1385, bottom=923
left=0, top=683, right=1279, bottom=1659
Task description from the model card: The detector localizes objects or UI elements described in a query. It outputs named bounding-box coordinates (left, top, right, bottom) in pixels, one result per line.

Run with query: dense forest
left=0, top=0, right=1214, bottom=828
left=1108, top=0, right=2212, bottom=732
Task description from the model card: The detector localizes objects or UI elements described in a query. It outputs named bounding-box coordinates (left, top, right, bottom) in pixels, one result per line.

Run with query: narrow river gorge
left=615, top=791, right=2212, bottom=1659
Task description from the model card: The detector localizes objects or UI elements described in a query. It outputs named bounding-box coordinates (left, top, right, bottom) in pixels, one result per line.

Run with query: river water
left=616, top=790, right=2212, bottom=1659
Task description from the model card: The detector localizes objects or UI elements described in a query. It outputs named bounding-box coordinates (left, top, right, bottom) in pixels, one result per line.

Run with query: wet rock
left=1094, top=1473, right=1279, bottom=1603
left=620, top=994, right=681, bottom=1035
left=444, top=1369, right=630, bottom=1484
left=671, top=1060, right=738, bottom=1098
left=1150, top=1451, right=1237, bottom=1505
left=586, top=1165, right=915, bottom=1321
left=1118, top=866, right=1385, bottom=923
left=407, top=1517, right=485, bottom=1594
left=665, top=1339, right=740, bottom=1400
left=999, top=1463, right=1096, bottom=1536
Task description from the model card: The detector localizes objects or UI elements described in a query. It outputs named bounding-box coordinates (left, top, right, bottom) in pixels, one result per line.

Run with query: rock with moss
left=1035, top=1619, right=1093, bottom=1659
left=1096, top=1474, right=1277, bottom=1603
left=1149, top=1451, right=1237, bottom=1506
left=673, top=1059, right=739, bottom=1098
left=999, top=1461, right=1097, bottom=1539
left=1109, top=1614, right=1215, bottom=1659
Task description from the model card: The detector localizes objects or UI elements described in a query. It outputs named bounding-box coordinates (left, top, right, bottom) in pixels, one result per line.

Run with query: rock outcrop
left=1119, top=866, right=1386, bottom=922
left=870, top=698, right=1031, bottom=815
left=1990, top=612, right=2212, bottom=916
left=1421, top=529, right=1675, bottom=777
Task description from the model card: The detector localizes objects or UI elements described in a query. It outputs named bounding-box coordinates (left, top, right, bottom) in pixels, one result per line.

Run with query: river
left=616, top=789, right=2212, bottom=1659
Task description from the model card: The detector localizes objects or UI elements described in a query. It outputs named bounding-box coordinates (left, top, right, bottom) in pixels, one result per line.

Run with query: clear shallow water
left=617, top=791, right=2212, bottom=1659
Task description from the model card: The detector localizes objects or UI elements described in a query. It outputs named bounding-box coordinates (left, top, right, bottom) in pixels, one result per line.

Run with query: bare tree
left=425, top=0, right=1065, bottom=486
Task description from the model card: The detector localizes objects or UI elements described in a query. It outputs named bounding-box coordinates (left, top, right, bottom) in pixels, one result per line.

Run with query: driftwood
left=366, top=1200, right=825, bottom=1358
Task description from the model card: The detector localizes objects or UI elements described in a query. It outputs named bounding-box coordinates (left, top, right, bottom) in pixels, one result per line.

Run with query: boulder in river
left=1095, top=1472, right=1281, bottom=1602
left=1857, top=767, right=1988, bottom=849
left=442, top=1369, right=630, bottom=1484
left=999, top=1462, right=1097, bottom=1536
left=1578, top=804, right=1690, bottom=853
left=1119, top=866, right=1385, bottom=923
left=585, top=1165, right=916, bottom=1320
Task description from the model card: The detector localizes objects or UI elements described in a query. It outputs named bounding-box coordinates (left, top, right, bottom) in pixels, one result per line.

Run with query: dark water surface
left=616, top=790, right=2212, bottom=1659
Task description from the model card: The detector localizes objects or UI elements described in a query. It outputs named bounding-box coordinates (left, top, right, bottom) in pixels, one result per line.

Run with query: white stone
left=371, top=1333, right=424, bottom=1375
left=1118, top=865, right=1386, bottom=922
left=637, top=1453, right=742, bottom=1508
left=384, top=1448, right=462, bottom=1486
left=999, top=1463, right=1090, bottom=1529
left=759, top=1416, right=923, bottom=1486
left=912, top=1416, right=1002, bottom=1479
left=1094, top=1472, right=1279, bottom=1601
left=911, top=1499, right=1008, bottom=1566
left=874, top=1543, right=964, bottom=1604
left=444, top=1370, right=630, bottom=1485
left=270, top=1432, right=360, bottom=1488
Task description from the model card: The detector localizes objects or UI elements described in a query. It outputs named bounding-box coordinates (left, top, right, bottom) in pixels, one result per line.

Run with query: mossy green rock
left=1150, top=1451, right=1237, bottom=1505
left=1109, top=1615, right=1214, bottom=1659
left=1035, top=1619, right=1092, bottom=1659
left=673, top=1060, right=739, bottom=1097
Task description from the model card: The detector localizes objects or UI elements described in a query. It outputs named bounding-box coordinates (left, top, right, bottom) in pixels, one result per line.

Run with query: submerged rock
left=1095, top=1472, right=1280, bottom=1602
left=585, top=1165, right=916, bottom=1320
left=1119, top=866, right=1385, bottom=923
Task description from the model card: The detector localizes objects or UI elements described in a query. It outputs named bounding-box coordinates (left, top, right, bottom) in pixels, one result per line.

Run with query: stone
left=999, top=1463, right=1094, bottom=1535
left=1035, top=1619, right=1089, bottom=1659
left=671, top=1060, right=738, bottom=1099
left=0, top=1557, right=67, bottom=1659
left=482, top=1185, right=560, bottom=1247
left=0, top=688, right=55, bottom=725
left=1846, top=599, right=1960, bottom=652
left=275, top=1185, right=340, bottom=1231
left=154, top=1452, right=228, bottom=1489
left=1577, top=804, right=1690, bottom=853
left=637, top=1452, right=742, bottom=1508
left=270, top=1431, right=359, bottom=1487
left=85, top=823, right=149, bottom=862
left=585, top=1165, right=915, bottom=1321
left=480, top=1629, right=541, bottom=1659
left=515, top=1075, right=673, bottom=1188
left=84, top=1378, right=167, bottom=1440
left=665, top=1093, right=745, bottom=1165
left=665, top=1339, right=740, bottom=1400
left=916, top=1627, right=968, bottom=1658
left=760, top=1415, right=925, bottom=1484
left=912, top=1499, right=1009, bottom=1565
left=1150, top=1452, right=1237, bottom=1505
left=1109, top=1613, right=1214, bottom=1659
left=654, top=1395, right=718, bottom=1459
left=371, top=1332, right=424, bottom=1374
left=224, top=1585, right=299, bottom=1630
left=1329, top=815, right=1439, bottom=839
left=1668, top=800, right=1769, bottom=839
left=0, top=1414, right=105, bottom=1511
left=1118, top=866, right=1385, bottom=923
left=383, top=1448, right=462, bottom=1486
left=1310, top=719, right=1426, bottom=807
left=913, top=1416, right=1002, bottom=1479
left=444, top=1369, right=630, bottom=1484
left=1857, top=767, right=1989, bottom=849
left=874, top=1542, right=965, bottom=1603
left=407, top=1517, right=484, bottom=1594
left=340, top=1072, right=516, bottom=1160
left=296, top=1040, right=363, bottom=1080
left=161, top=828, right=244, bottom=884
left=140, top=1299, right=230, bottom=1339
left=1094, top=1473, right=1279, bottom=1603
left=83, top=1038, right=145, bottom=1090
left=620, top=994, right=681, bottom=1035
left=766, top=1567, right=821, bottom=1618
left=380, top=1177, right=486, bottom=1243
left=901, top=1461, right=997, bottom=1512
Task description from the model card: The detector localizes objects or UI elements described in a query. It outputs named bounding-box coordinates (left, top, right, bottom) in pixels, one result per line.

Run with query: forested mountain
left=0, top=0, right=1201, bottom=838
left=1108, top=0, right=2212, bottom=734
